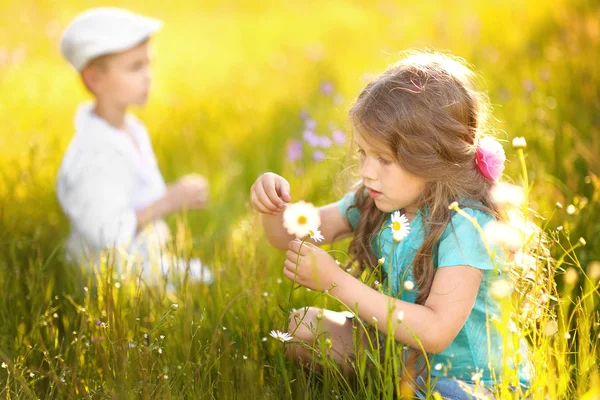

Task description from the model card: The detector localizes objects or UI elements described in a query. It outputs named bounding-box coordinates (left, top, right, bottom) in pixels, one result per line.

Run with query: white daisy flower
left=283, top=201, right=321, bottom=238
left=390, top=211, right=410, bottom=242
left=308, top=227, right=324, bottom=242
left=269, top=330, right=293, bottom=342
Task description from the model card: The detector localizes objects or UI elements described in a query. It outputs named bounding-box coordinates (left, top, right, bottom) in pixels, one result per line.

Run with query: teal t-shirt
left=338, top=192, right=531, bottom=388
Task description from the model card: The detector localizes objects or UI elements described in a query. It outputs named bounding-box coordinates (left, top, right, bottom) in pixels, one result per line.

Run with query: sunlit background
left=0, top=0, right=598, bottom=398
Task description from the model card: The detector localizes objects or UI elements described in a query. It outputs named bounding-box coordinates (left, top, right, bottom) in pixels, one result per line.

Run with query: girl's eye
left=378, top=157, right=391, bottom=165
left=357, top=149, right=366, bottom=158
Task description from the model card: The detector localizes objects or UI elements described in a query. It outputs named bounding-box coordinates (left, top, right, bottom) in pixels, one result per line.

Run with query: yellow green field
left=0, top=0, right=598, bottom=398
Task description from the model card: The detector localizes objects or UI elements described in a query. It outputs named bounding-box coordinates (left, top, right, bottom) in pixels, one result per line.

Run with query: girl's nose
left=360, top=158, right=377, bottom=181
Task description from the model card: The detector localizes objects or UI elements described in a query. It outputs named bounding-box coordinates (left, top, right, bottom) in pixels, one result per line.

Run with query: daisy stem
left=286, top=236, right=308, bottom=315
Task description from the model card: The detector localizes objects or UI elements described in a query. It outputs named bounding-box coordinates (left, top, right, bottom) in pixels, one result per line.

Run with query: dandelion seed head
left=403, top=281, right=415, bottom=291
left=566, top=204, right=576, bottom=215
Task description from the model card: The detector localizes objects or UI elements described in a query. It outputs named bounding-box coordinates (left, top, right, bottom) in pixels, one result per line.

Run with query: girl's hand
left=283, top=239, right=343, bottom=292
left=250, top=172, right=292, bottom=215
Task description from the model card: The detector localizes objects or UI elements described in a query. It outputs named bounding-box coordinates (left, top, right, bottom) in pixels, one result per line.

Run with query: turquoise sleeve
left=337, top=192, right=360, bottom=230
left=437, top=208, right=499, bottom=271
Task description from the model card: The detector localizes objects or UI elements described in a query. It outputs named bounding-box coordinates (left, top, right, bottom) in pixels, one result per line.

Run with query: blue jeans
left=413, top=375, right=495, bottom=399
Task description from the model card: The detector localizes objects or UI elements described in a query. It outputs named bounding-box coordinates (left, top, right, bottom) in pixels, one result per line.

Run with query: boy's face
left=84, top=40, right=152, bottom=107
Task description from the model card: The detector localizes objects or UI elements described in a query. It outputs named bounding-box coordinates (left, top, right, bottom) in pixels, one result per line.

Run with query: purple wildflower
left=303, top=130, right=320, bottom=147
left=313, top=151, right=325, bottom=162
left=305, top=119, right=317, bottom=130
left=319, top=136, right=332, bottom=148
left=320, top=81, right=334, bottom=95
left=287, top=140, right=303, bottom=162
left=332, top=130, right=346, bottom=144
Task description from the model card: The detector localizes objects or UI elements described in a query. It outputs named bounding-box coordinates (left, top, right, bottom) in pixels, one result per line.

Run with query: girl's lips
left=368, top=189, right=382, bottom=199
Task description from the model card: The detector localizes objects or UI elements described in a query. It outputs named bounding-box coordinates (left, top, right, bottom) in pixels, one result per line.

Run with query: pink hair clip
left=475, top=137, right=506, bottom=182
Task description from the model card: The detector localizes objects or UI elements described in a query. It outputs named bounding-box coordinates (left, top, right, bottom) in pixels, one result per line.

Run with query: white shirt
left=56, top=103, right=169, bottom=269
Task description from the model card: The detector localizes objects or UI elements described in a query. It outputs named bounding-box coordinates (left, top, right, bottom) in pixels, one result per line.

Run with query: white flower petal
left=283, top=201, right=321, bottom=238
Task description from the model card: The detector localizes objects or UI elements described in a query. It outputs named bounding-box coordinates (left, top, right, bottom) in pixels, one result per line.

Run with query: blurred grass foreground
left=0, top=0, right=599, bottom=398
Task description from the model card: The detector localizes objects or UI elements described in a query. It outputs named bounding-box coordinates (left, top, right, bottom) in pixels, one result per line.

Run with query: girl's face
left=355, top=132, right=428, bottom=216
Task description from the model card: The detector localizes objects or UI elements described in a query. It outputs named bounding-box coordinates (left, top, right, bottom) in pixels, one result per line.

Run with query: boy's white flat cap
left=60, top=7, right=162, bottom=71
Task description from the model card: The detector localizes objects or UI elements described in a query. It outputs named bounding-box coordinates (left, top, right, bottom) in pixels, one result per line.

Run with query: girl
left=250, top=52, right=532, bottom=398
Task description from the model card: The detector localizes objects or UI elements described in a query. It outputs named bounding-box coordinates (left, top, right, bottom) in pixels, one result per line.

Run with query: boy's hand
left=168, top=174, right=209, bottom=211
left=250, top=172, right=291, bottom=215
left=283, top=239, right=342, bottom=292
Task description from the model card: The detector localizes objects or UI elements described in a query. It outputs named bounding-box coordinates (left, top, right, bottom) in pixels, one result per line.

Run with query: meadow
left=0, top=0, right=599, bottom=398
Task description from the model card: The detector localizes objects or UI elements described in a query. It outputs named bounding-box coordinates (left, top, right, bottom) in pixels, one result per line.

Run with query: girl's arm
left=283, top=240, right=484, bottom=354
left=332, top=264, right=484, bottom=353
left=262, top=203, right=353, bottom=250
left=251, top=172, right=353, bottom=250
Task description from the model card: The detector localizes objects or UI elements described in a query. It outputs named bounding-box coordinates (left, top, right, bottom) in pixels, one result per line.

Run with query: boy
left=57, top=7, right=212, bottom=285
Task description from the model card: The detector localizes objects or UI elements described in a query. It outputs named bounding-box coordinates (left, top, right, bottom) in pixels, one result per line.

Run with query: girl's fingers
left=286, top=249, right=302, bottom=262
left=250, top=191, right=271, bottom=214
left=284, top=259, right=298, bottom=272
left=276, top=179, right=292, bottom=203
left=283, top=266, right=300, bottom=283
left=255, top=185, right=279, bottom=213
left=263, top=177, right=285, bottom=208
left=288, top=239, right=310, bottom=255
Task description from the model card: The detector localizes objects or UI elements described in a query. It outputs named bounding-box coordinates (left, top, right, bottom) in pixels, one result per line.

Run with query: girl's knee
left=287, top=306, right=319, bottom=342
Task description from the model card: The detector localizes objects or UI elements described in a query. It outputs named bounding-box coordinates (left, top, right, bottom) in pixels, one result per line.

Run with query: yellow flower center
left=392, top=221, right=401, bottom=231
left=297, top=215, right=307, bottom=225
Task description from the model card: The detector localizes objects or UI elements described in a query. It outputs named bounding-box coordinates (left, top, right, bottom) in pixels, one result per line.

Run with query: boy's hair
left=347, top=51, right=499, bottom=305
